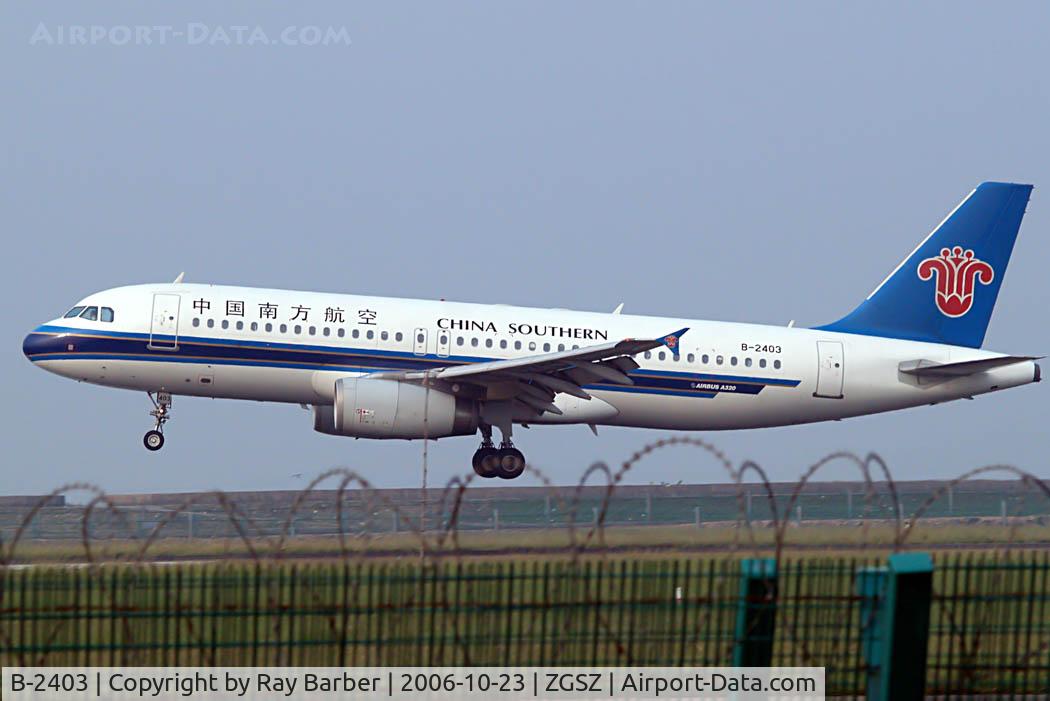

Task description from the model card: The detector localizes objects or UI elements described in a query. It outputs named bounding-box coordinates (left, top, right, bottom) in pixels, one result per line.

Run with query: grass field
left=4, top=517, right=1049, bottom=563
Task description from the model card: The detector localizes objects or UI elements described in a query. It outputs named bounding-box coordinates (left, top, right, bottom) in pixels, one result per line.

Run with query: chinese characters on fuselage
left=189, top=301, right=609, bottom=340
left=192, top=299, right=367, bottom=325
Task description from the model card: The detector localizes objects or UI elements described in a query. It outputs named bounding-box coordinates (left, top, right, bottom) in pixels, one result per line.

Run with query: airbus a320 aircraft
left=23, top=182, right=1040, bottom=479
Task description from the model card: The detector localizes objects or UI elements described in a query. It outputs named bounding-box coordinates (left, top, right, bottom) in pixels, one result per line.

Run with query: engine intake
left=315, top=378, right=478, bottom=439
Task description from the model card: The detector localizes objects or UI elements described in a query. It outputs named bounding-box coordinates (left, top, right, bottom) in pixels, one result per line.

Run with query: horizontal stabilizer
left=900, top=355, right=1039, bottom=378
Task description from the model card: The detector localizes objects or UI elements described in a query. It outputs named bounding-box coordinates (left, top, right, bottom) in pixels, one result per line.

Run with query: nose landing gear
left=144, top=391, right=172, bottom=452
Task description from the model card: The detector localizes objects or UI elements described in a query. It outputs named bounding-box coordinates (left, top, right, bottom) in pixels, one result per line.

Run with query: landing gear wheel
left=472, top=446, right=499, bottom=478
left=495, top=447, right=526, bottom=480
left=145, top=391, right=173, bottom=451
left=143, top=430, right=165, bottom=451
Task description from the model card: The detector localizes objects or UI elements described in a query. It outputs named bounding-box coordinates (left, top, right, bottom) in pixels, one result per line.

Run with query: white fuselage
left=23, top=283, right=1039, bottom=433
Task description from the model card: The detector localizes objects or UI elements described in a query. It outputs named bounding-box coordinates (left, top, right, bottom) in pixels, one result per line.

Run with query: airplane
left=22, top=182, right=1041, bottom=480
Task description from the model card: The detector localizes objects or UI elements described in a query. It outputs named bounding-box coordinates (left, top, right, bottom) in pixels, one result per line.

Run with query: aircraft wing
left=900, top=355, right=1040, bottom=378
left=375, top=327, right=688, bottom=416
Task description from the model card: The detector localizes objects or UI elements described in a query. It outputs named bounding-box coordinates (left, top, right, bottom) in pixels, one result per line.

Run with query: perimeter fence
left=2, top=438, right=1049, bottom=698
left=1, top=552, right=1049, bottom=697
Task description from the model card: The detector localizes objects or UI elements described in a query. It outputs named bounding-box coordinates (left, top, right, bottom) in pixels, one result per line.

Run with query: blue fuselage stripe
left=25, top=326, right=801, bottom=399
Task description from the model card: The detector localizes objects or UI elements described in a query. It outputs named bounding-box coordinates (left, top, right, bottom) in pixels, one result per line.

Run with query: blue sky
left=2, top=2, right=1048, bottom=494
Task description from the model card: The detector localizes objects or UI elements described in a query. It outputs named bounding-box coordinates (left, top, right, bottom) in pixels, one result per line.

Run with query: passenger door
left=149, top=293, right=180, bottom=351
left=814, top=341, right=844, bottom=398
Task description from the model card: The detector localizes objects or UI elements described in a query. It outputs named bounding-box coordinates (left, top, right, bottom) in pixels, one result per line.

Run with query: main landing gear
left=143, top=391, right=172, bottom=452
left=472, top=425, right=526, bottom=480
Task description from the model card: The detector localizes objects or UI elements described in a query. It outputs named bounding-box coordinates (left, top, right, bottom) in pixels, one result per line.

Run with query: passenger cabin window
left=773, top=359, right=782, bottom=370
left=80, top=306, right=98, bottom=321
left=64, top=306, right=87, bottom=318
left=100, top=307, right=114, bottom=322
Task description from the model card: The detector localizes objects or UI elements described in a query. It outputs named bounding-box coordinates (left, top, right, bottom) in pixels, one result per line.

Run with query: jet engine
left=313, top=377, right=478, bottom=439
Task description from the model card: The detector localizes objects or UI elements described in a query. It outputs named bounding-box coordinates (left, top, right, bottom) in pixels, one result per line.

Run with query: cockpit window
left=100, top=307, right=114, bottom=322
left=79, top=306, right=98, bottom=321
left=64, top=306, right=86, bottom=318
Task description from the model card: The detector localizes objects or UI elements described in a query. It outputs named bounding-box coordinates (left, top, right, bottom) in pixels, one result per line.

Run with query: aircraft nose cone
left=23, top=328, right=53, bottom=361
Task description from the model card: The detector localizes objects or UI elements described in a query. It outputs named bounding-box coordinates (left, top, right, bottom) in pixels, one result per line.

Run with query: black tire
left=143, top=430, right=165, bottom=451
left=495, top=448, right=526, bottom=480
left=472, top=447, right=499, bottom=478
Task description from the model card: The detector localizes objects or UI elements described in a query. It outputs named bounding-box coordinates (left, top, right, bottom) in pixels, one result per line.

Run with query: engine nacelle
left=315, top=378, right=478, bottom=439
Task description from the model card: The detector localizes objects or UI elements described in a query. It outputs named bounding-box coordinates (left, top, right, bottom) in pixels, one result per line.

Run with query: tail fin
left=816, top=182, right=1033, bottom=348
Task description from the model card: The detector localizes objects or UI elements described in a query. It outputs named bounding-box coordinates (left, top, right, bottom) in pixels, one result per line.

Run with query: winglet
left=659, top=328, right=689, bottom=354
left=173, top=272, right=185, bottom=284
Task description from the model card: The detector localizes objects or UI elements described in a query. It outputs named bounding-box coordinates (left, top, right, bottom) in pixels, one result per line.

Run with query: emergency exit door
left=149, top=293, right=180, bottom=351
left=413, top=328, right=428, bottom=356
left=436, top=327, right=451, bottom=357
left=814, top=341, right=844, bottom=399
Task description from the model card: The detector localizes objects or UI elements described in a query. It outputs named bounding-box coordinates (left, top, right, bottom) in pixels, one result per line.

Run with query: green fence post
left=857, top=564, right=887, bottom=699
left=857, top=553, right=934, bottom=701
left=732, top=558, right=777, bottom=666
